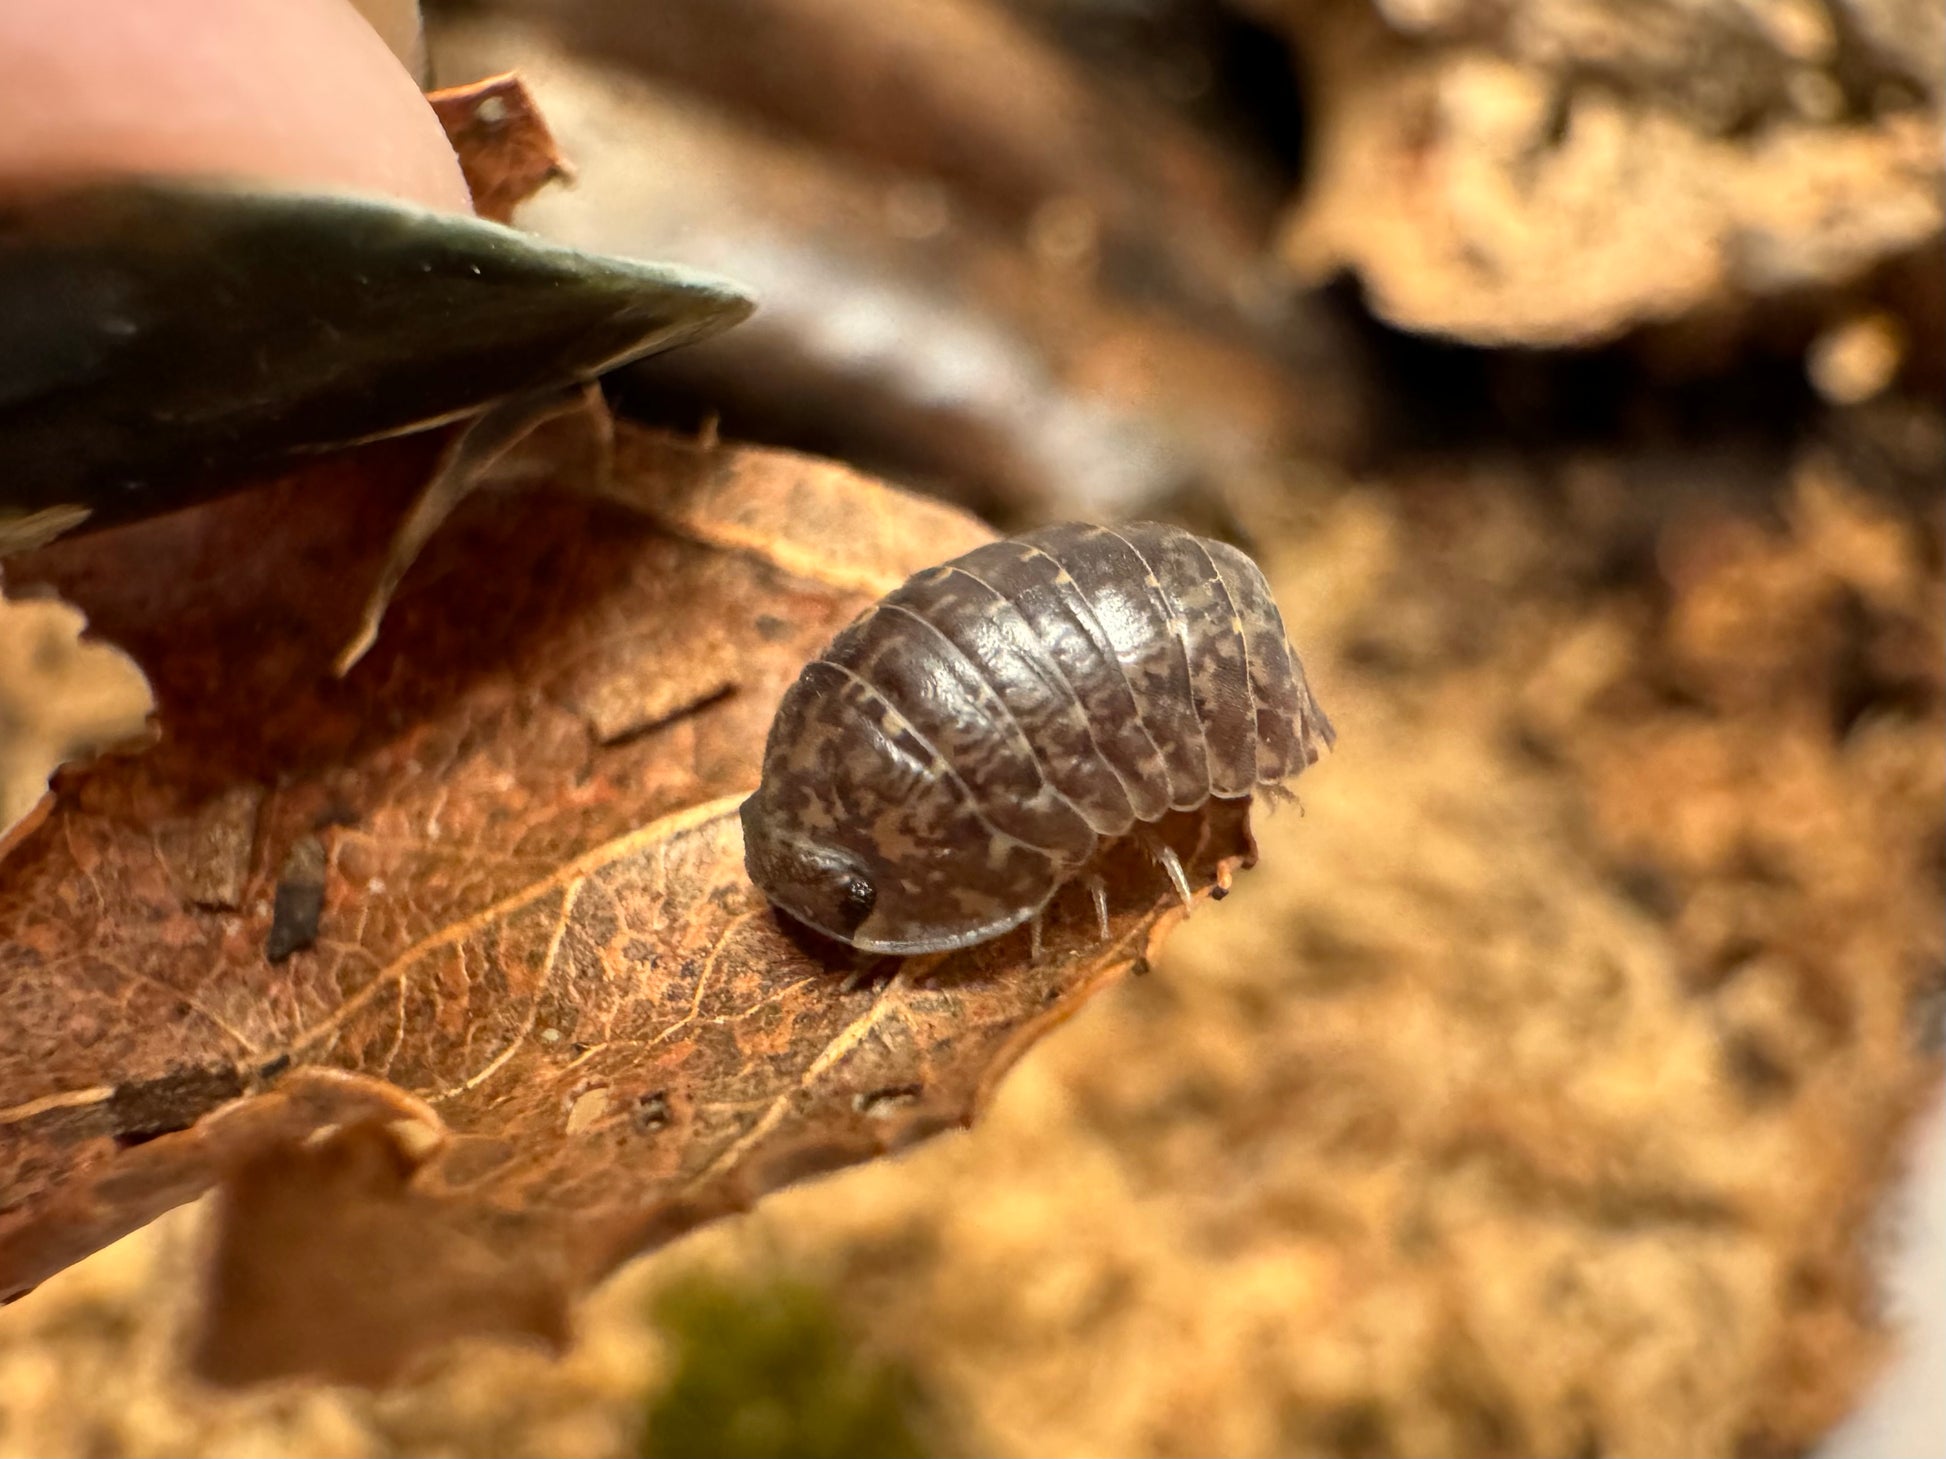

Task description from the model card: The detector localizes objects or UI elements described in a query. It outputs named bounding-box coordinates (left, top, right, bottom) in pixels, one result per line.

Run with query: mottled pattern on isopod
left=741, top=522, right=1335, bottom=954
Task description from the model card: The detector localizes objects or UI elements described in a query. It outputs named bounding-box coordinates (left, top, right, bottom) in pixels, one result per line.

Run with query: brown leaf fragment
left=336, top=386, right=603, bottom=674
left=427, top=72, right=573, bottom=224
left=0, top=425, right=1261, bottom=1384
left=193, top=1118, right=572, bottom=1388
left=0, top=586, right=155, bottom=858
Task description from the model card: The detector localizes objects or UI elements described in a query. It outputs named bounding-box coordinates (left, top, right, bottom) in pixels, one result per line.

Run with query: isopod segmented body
left=741, top=522, right=1334, bottom=954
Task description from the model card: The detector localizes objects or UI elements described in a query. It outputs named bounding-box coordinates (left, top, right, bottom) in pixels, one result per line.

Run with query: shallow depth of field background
left=2, top=0, right=1941, bottom=1455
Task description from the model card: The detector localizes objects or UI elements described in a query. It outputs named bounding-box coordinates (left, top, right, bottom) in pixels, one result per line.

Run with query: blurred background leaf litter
left=1, top=0, right=1941, bottom=1455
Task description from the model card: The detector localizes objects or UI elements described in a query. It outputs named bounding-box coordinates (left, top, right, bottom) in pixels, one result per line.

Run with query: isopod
left=741, top=522, right=1334, bottom=954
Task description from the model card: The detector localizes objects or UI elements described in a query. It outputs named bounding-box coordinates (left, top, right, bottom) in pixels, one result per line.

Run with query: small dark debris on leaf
left=265, top=836, right=328, bottom=962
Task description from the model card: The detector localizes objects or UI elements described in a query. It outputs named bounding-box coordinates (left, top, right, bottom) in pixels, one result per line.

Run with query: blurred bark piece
left=0, top=588, right=154, bottom=856
left=1271, top=0, right=1945, bottom=345
left=0, top=426, right=1256, bottom=1384
left=428, top=72, right=572, bottom=224
left=477, top=0, right=1282, bottom=321
left=432, top=18, right=1361, bottom=518
left=1356, top=0, right=1942, bottom=122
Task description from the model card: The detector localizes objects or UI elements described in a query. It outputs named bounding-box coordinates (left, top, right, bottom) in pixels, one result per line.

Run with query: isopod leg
left=1086, top=875, right=1111, bottom=940
left=841, top=955, right=905, bottom=994
left=1141, top=834, right=1195, bottom=912
left=1144, top=844, right=1190, bottom=914
left=1029, top=913, right=1045, bottom=961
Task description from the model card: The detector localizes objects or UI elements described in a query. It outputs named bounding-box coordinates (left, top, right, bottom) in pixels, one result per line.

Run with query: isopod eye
left=790, top=853, right=877, bottom=941
left=839, top=874, right=876, bottom=927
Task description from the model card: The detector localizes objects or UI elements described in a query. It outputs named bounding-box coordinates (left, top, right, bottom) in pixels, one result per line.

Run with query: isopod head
left=737, top=808, right=880, bottom=946
left=739, top=657, right=1067, bottom=954
left=739, top=789, right=1060, bottom=956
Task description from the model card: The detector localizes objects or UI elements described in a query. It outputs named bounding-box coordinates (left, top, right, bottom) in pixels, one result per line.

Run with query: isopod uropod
left=741, top=522, right=1334, bottom=954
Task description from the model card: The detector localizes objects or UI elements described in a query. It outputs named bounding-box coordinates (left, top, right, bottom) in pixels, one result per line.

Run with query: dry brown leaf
left=0, top=426, right=1260, bottom=1385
